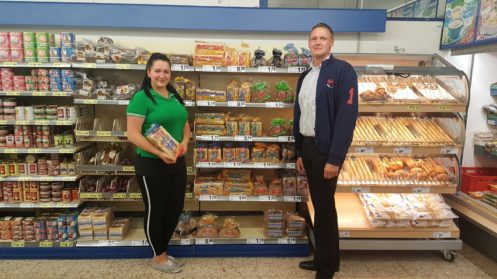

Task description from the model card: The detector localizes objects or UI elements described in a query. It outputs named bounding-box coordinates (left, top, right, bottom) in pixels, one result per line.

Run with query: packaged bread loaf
left=144, top=123, right=182, bottom=158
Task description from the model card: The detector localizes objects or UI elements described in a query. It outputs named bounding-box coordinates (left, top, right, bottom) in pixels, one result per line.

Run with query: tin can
left=35, top=32, right=49, bottom=46
left=36, top=46, right=49, bottom=62
left=47, top=159, right=54, bottom=176
left=61, top=69, right=73, bottom=77
left=0, top=32, right=9, bottom=48
left=3, top=98, right=16, bottom=107
left=59, top=162, right=67, bottom=175
left=38, top=68, right=49, bottom=77
left=9, top=33, right=23, bottom=47
left=42, top=135, right=50, bottom=148
left=23, top=32, right=36, bottom=46
left=13, top=84, right=26, bottom=91
left=25, top=83, right=36, bottom=91
left=23, top=135, right=31, bottom=148
left=23, top=46, right=36, bottom=62
left=30, top=189, right=39, bottom=201
left=5, top=135, right=15, bottom=147
left=14, top=125, right=23, bottom=136
left=0, top=162, right=7, bottom=176
left=71, top=188, right=79, bottom=201
left=49, top=69, right=61, bottom=77
left=18, top=163, right=27, bottom=175
left=53, top=134, right=64, bottom=147
left=63, top=134, right=74, bottom=146
left=42, top=125, right=50, bottom=135
left=62, top=82, right=75, bottom=92
left=25, top=76, right=36, bottom=84
left=62, top=189, right=71, bottom=202
left=8, top=162, right=19, bottom=176
left=15, top=106, right=25, bottom=120
left=57, top=107, right=66, bottom=120
left=46, top=105, right=57, bottom=116
left=37, top=83, right=49, bottom=91
left=0, top=48, right=11, bottom=62
left=10, top=47, right=24, bottom=62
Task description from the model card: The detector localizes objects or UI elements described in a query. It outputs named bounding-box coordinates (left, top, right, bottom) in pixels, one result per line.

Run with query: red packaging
left=10, top=48, right=24, bottom=62
left=9, top=33, right=23, bottom=47
left=0, top=32, right=9, bottom=48
left=0, top=48, right=11, bottom=62
left=1, top=68, right=14, bottom=76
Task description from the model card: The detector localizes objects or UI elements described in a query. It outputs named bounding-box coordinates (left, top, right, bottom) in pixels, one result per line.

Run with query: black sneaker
left=299, top=260, right=316, bottom=271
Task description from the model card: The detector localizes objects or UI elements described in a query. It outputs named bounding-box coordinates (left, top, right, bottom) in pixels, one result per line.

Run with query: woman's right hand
left=158, top=152, right=177, bottom=164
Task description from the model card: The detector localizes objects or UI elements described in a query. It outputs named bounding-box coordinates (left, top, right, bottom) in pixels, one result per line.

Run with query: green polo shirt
left=127, top=89, right=188, bottom=158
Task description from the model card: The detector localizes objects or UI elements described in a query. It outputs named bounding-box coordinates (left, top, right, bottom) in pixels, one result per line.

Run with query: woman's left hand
left=178, top=141, right=188, bottom=157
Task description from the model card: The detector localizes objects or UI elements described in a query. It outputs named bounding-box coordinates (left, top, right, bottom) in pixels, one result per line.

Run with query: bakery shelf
left=197, top=194, right=308, bottom=202
left=195, top=135, right=294, bottom=143
left=0, top=240, right=76, bottom=248
left=194, top=65, right=306, bottom=74
left=359, top=103, right=467, bottom=113
left=0, top=201, right=80, bottom=209
left=336, top=184, right=456, bottom=194
left=0, top=120, right=75, bottom=126
left=0, top=175, right=80, bottom=182
left=0, top=143, right=91, bottom=154
left=195, top=162, right=295, bottom=169
left=71, top=63, right=146, bottom=70
left=306, top=193, right=460, bottom=239
left=73, top=99, right=130, bottom=105
left=0, top=61, right=71, bottom=68
left=75, top=131, right=127, bottom=137
left=0, top=91, right=73, bottom=97
left=349, top=144, right=461, bottom=156
left=196, top=101, right=293, bottom=108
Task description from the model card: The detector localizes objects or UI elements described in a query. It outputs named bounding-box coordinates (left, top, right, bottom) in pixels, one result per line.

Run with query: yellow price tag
left=16, top=120, right=30, bottom=125
left=59, top=149, right=73, bottom=153
left=407, top=105, right=421, bottom=111
left=57, top=121, right=73, bottom=125
left=52, top=62, right=65, bottom=67
left=0, top=120, right=7, bottom=125
left=96, top=131, right=112, bottom=137
left=80, top=193, right=103, bottom=199
left=122, top=166, right=135, bottom=172
left=17, top=177, right=30, bottom=181
left=83, top=63, right=97, bottom=68
left=116, top=64, right=131, bottom=70
left=29, top=149, right=43, bottom=154
left=11, top=241, right=25, bottom=248
left=75, top=131, right=90, bottom=136
left=6, top=91, right=20, bottom=96
left=39, top=241, right=53, bottom=248
left=3, top=62, right=17, bottom=66
left=83, top=99, right=97, bottom=104
left=184, top=193, right=193, bottom=199
left=32, top=92, right=47, bottom=96
left=129, top=193, right=142, bottom=199
left=28, top=62, right=43, bottom=67
left=4, top=149, right=18, bottom=154
left=112, top=193, right=127, bottom=199
left=53, top=92, right=68, bottom=96
left=40, top=203, right=52, bottom=208
left=60, top=241, right=74, bottom=247
left=438, top=105, right=452, bottom=111
left=34, top=120, right=49, bottom=125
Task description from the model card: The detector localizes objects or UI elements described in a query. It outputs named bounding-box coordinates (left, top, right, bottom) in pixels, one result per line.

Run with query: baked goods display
left=353, top=116, right=455, bottom=145
left=264, top=209, right=306, bottom=238
left=174, top=211, right=197, bottom=238
left=195, top=213, right=219, bottom=238
left=78, top=176, right=138, bottom=194
left=339, top=156, right=455, bottom=186
left=77, top=144, right=134, bottom=166
left=195, top=142, right=295, bottom=164
left=78, top=207, right=114, bottom=241
left=408, top=76, right=456, bottom=102
left=469, top=185, right=497, bottom=209
left=73, top=72, right=139, bottom=100
left=173, top=76, right=196, bottom=101
left=359, top=193, right=458, bottom=228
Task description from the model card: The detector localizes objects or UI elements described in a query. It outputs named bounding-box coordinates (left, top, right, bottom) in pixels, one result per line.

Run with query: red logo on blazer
left=326, top=79, right=335, bottom=88
left=347, top=88, right=354, bottom=105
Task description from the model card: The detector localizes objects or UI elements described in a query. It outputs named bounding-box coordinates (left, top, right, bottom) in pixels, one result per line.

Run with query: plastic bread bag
left=223, top=144, right=236, bottom=162
left=224, top=47, right=238, bottom=66
left=252, top=143, right=266, bottom=162
left=196, top=88, right=227, bottom=102
left=236, top=145, right=250, bottom=163
left=283, top=43, right=299, bottom=67
left=268, top=118, right=288, bottom=136
left=114, top=83, right=139, bottom=100
left=170, top=54, right=192, bottom=65
left=284, top=212, right=306, bottom=230
left=226, top=80, right=239, bottom=101
left=144, top=123, right=182, bottom=159
left=251, top=48, right=267, bottom=67
left=137, top=49, right=152, bottom=65
left=175, top=211, right=197, bottom=238
left=250, top=119, right=263, bottom=137
left=208, top=143, right=222, bottom=162
left=268, top=178, right=283, bottom=196
left=238, top=81, right=252, bottom=102
left=76, top=39, right=95, bottom=52
left=251, top=81, right=270, bottom=103
left=173, top=76, right=187, bottom=99
left=253, top=174, right=268, bottom=195
left=296, top=175, right=310, bottom=196
left=265, top=144, right=281, bottom=163
left=268, top=48, right=284, bottom=67
left=281, top=144, right=296, bottom=162
left=195, top=113, right=226, bottom=125
left=195, top=124, right=226, bottom=136
left=238, top=49, right=251, bottom=67
left=299, top=48, right=311, bottom=67
left=275, top=80, right=293, bottom=103
left=282, top=173, right=297, bottom=196
left=194, top=143, right=209, bottom=162
left=219, top=217, right=241, bottom=238
left=238, top=121, right=251, bottom=136
left=224, top=181, right=253, bottom=196
left=222, top=169, right=252, bottom=182
left=110, top=47, right=137, bottom=64
left=225, top=120, right=238, bottom=136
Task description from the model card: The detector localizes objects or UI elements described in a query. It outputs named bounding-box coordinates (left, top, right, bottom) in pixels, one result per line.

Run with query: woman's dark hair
left=139, top=52, right=184, bottom=105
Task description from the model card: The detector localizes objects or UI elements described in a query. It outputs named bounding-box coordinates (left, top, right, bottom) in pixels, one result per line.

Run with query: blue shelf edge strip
left=0, top=245, right=309, bottom=259
left=0, top=2, right=386, bottom=33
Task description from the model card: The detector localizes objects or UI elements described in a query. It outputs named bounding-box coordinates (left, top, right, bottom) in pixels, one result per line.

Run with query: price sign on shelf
left=227, top=66, right=246, bottom=72
left=99, top=240, right=118, bottom=246
left=433, top=232, right=451, bottom=238
left=441, top=146, right=457, bottom=155
left=118, top=100, right=129, bottom=105
left=265, top=102, right=285, bottom=108
left=197, top=100, right=216, bottom=107
left=228, top=101, right=246, bottom=107
left=20, top=203, right=35, bottom=208
left=284, top=196, right=302, bottom=202
left=184, top=100, right=195, bottom=107
left=96, top=131, right=112, bottom=137
left=28, top=62, right=43, bottom=67
left=116, top=64, right=131, bottom=70
left=112, top=193, right=127, bottom=199
left=438, top=105, right=452, bottom=111
left=407, top=105, right=421, bottom=111
left=259, top=195, right=277, bottom=201
left=355, top=147, right=374, bottom=154
left=196, top=238, right=214, bottom=245
left=394, top=147, right=412, bottom=154
left=32, top=92, right=47, bottom=96
left=172, top=64, right=192, bottom=71
left=39, top=241, right=53, bottom=248
left=352, top=187, right=370, bottom=193
left=287, top=67, right=307, bottom=73
left=11, top=241, right=25, bottom=248
left=286, top=163, right=296, bottom=169
left=235, top=135, right=252, bottom=142
left=131, top=240, right=149, bottom=246
left=199, top=195, right=218, bottom=201
left=247, top=238, right=265, bottom=244
left=278, top=136, right=295, bottom=142
left=6, top=91, right=20, bottom=96
left=339, top=231, right=351, bottom=238
left=278, top=238, right=297, bottom=244
left=254, top=162, right=272, bottom=168
left=412, top=187, right=430, bottom=194
left=258, top=66, right=277, bottom=73
left=60, top=241, right=74, bottom=247
left=83, top=99, right=97, bottom=105
left=3, top=62, right=18, bottom=66
left=202, top=65, right=222, bottom=72
left=229, top=195, right=248, bottom=201
left=129, top=193, right=142, bottom=199
left=180, top=239, right=192, bottom=245
left=82, top=63, right=97, bottom=68
left=122, top=166, right=135, bottom=172
left=75, top=131, right=90, bottom=136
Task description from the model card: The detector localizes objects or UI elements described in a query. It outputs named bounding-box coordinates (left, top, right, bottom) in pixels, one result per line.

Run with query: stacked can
left=1, top=68, right=14, bottom=91
left=11, top=217, right=22, bottom=241
left=13, top=75, right=25, bottom=91
left=51, top=182, right=63, bottom=202
left=2, top=98, right=16, bottom=120
left=0, top=217, right=12, bottom=240
left=2, top=182, right=13, bottom=202
left=34, top=217, right=47, bottom=241
left=0, top=32, right=10, bottom=62
left=39, top=182, right=51, bottom=202
left=12, top=182, right=22, bottom=202
left=60, top=33, right=75, bottom=62
left=46, top=217, right=58, bottom=241
left=22, top=217, right=35, bottom=241
left=32, top=68, right=49, bottom=91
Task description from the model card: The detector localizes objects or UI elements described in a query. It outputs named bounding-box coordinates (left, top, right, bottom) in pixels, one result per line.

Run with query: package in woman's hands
left=145, top=123, right=184, bottom=158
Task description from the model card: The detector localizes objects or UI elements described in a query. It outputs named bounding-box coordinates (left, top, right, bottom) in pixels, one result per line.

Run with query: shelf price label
left=99, top=240, right=118, bottom=246
left=75, top=131, right=90, bottom=136
left=39, top=203, right=53, bottom=208
left=6, top=91, right=20, bottom=96
left=196, top=100, right=216, bottom=107
left=20, top=203, right=35, bottom=208
left=196, top=238, right=215, bottom=245
left=0, top=120, right=7, bottom=125
left=229, top=195, right=248, bottom=201
left=227, top=66, right=246, bottom=72
left=438, top=105, right=452, bottom=111
left=172, top=64, right=193, bottom=71
left=278, top=238, right=297, bottom=244
left=394, top=147, right=412, bottom=154
left=286, top=163, right=296, bottom=169
left=82, top=99, right=98, bottom=104
left=116, top=64, right=131, bottom=70
left=352, top=187, right=370, bottom=193
left=265, top=102, right=285, bottom=108
left=117, top=100, right=129, bottom=105
left=202, top=65, right=222, bottom=72
left=122, top=166, right=135, bottom=172
left=11, top=241, right=25, bottom=248
left=224, top=162, right=243, bottom=168
left=28, top=62, right=43, bottom=67
left=278, top=136, right=295, bottom=142
left=199, top=195, right=218, bottom=201
left=32, top=92, right=47, bottom=96
left=184, top=100, right=195, bottom=107
left=96, top=131, right=112, bottom=137
left=180, top=239, right=192, bottom=245
left=407, top=105, right=421, bottom=111
left=284, top=196, right=302, bottom=202
left=112, top=193, right=127, bottom=199
left=129, top=193, right=142, bottom=199
left=259, top=195, right=278, bottom=201
left=197, top=162, right=219, bottom=168
left=198, top=135, right=220, bottom=141
left=258, top=66, right=277, bottom=73
left=254, top=162, right=272, bottom=168
left=288, top=67, right=307, bottom=73
left=16, top=120, right=30, bottom=125
left=441, top=146, right=457, bottom=155
left=247, top=238, right=265, bottom=244
left=235, top=135, right=252, bottom=141
left=228, top=101, right=246, bottom=107
left=39, top=241, right=53, bottom=248
left=355, top=147, right=374, bottom=154
left=131, top=240, right=149, bottom=246
left=80, top=193, right=103, bottom=199
left=60, top=241, right=74, bottom=247
left=3, top=62, right=18, bottom=66
left=53, top=92, right=69, bottom=97
left=412, top=187, right=431, bottom=194
left=339, top=231, right=351, bottom=238
left=82, top=63, right=97, bottom=68
left=433, top=232, right=451, bottom=238
left=3, top=148, right=18, bottom=153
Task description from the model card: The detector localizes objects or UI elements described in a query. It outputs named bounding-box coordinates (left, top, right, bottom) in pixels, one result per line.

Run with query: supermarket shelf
left=0, top=143, right=91, bottom=154
left=75, top=131, right=127, bottom=137
left=339, top=239, right=462, bottom=251
left=349, top=144, right=460, bottom=155
left=73, top=99, right=129, bottom=105
left=336, top=184, right=457, bottom=194
left=77, top=165, right=135, bottom=174
left=359, top=103, right=467, bottom=113
left=197, top=195, right=308, bottom=202
left=80, top=192, right=194, bottom=201
left=194, top=65, right=306, bottom=74
left=0, top=175, right=79, bottom=182
left=307, top=193, right=460, bottom=239
left=0, top=61, right=71, bottom=68
left=0, top=241, right=76, bottom=248
left=445, top=192, right=497, bottom=237
left=196, top=162, right=295, bottom=169
left=196, top=101, right=293, bottom=108
left=0, top=91, right=73, bottom=97
left=195, top=135, right=294, bottom=143
left=0, top=201, right=80, bottom=209
left=0, top=119, right=75, bottom=126
left=72, top=63, right=145, bottom=70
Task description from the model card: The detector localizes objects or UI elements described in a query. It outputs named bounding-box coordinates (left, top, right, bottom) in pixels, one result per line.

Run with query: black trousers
left=302, top=137, right=339, bottom=279
left=135, top=157, right=186, bottom=256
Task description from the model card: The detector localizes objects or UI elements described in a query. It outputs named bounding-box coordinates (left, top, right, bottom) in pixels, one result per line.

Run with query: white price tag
left=355, top=147, right=374, bottom=154
left=20, top=203, right=34, bottom=208
left=254, top=162, right=272, bottom=168
left=286, top=163, right=296, bottom=169
left=247, top=238, right=265, bottom=244
left=259, top=195, right=277, bottom=201
left=284, top=196, right=302, bottom=202
left=235, top=135, right=252, bottom=141
left=394, top=147, right=412, bottom=154
left=227, top=101, right=246, bottom=107
left=441, top=147, right=457, bottom=155
left=229, top=195, right=248, bottom=201
left=202, top=65, right=222, bottom=72
left=258, top=66, right=277, bottom=73
left=352, top=187, right=370, bottom=193
left=118, top=100, right=129, bottom=105
left=278, top=136, right=294, bottom=142
left=196, top=238, right=214, bottom=245
left=433, top=232, right=451, bottom=238
left=278, top=237, right=297, bottom=244
left=198, top=135, right=220, bottom=141
left=180, top=239, right=191, bottom=245
left=366, top=64, right=394, bottom=70
left=199, top=195, right=218, bottom=201
left=131, top=240, right=149, bottom=246
left=227, top=66, right=246, bottom=72
left=412, top=187, right=431, bottom=194
left=184, top=100, right=195, bottom=107
left=339, top=231, right=351, bottom=238
left=265, top=102, right=285, bottom=108
left=0, top=203, right=6, bottom=208
left=99, top=240, right=118, bottom=246
left=196, top=101, right=216, bottom=107
left=287, top=67, right=307, bottom=73
left=172, top=64, right=192, bottom=71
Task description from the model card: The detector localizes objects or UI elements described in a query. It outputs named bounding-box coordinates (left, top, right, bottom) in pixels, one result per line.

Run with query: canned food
left=61, top=47, right=73, bottom=62
left=46, top=105, right=57, bottom=115
left=48, top=69, right=61, bottom=77
left=37, top=69, right=49, bottom=77
left=59, top=162, right=68, bottom=175
left=9, top=32, right=23, bottom=47
left=50, top=82, right=62, bottom=91
left=14, top=135, right=23, bottom=147
left=66, top=106, right=77, bottom=120
left=53, top=134, right=64, bottom=147
left=3, top=98, right=16, bottom=107
left=8, top=162, right=19, bottom=176
left=0, top=32, right=9, bottom=48
left=61, top=189, right=71, bottom=202
left=14, top=125, right=23, bottom=135
left=63, top=134, right=74, bottom=146
left=71, top=188, right=79, bottom=201
left=25, top=83, right=37, bottom=91
left=35, top=32, right=49, bottom=46
left=24, top=106, right=34, bottom=120
left=42, top=135, right=49, bottom=148
left=23, top=135, right=31, bottom=148
left=42, top=125, right=50, bottom=135
left=10, top=48, right=24, bottom=62
left=23, top=32, right=36, bottom=45
left=5, top=135, right=14, bottom=147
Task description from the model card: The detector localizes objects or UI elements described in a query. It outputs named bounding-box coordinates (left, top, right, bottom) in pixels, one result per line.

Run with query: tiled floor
left=0, top=244, right=495, bottom=279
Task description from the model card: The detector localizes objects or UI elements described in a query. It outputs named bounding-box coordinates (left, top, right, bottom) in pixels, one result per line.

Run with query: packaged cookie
left=283, top=43, right=299, bottom=67
left=238, top=120, right=251, bottom=136
left=282, top=174, right=297, bottom=196
left=194, top=144, right=209, bottom=162
left=250, top=48, right=267, bottom=67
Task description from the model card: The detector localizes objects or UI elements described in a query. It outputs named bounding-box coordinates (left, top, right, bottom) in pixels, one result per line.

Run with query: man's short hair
left=311, top=23, right=334, bottom=38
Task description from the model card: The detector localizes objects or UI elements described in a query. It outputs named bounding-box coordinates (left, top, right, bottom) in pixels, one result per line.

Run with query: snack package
left=268, top=118, right=288, bottom=136
left=253, top=174, right=268, bottom=195
left=144, top=123, right=182, bottom=158
left=275, top=81, right=293, bottom=103
left=175, top=212, right=197, bottom=238
left=223, top=144, right=236, bottom=162
left=194, top=144, right=209, bottom=162
left=238, top=82, right=252, bottom=102
left=236, top=145, right=250, bottom=163
left=194, top=176, right=223, bottom=196
left=265, top=144, right=280, bottom=163
left=251, top=118, right=263, bottom=137
left=195, top=124, right=226, bottom=136
left=299, top=48, right=311, bottom=67
left=282, top=174, right=297, bottom=196
left=195, top=113, right=226, bottom=125
left=251, top=81, right=270, bottom=103
left=226, top=80, right=239, bottom=102
left=252, top=143, right=266, bottom=162
left=208, top=144, right=222, bottom=162
left=283, top=43, right=299, bottom=67
left=196, top=213, right=218, bottom=238
left=225, top=120, right=239, bottom=136
left=296, top=175, right=310, bottom=196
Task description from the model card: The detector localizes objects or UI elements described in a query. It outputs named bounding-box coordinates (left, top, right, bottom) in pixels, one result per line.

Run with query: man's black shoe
left=299, top=260, right=316, bottom=271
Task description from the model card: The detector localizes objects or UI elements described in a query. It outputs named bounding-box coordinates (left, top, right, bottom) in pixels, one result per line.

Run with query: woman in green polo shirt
left=127, top=53, right=190, bottom=274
